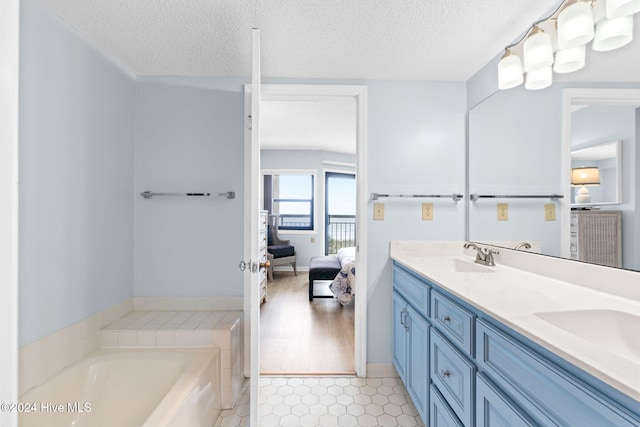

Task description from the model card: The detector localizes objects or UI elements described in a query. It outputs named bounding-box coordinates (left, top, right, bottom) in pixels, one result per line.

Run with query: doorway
left=246, top=84, right=367, bottom=378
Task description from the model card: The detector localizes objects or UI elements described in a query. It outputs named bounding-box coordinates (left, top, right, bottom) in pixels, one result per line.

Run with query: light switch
left=544, top=203, right=556, bottom=221
left=497, top=203, right=509, bottom=221
left=422, top=203, right=433, bottom=220
left=374, top=203, right=385, bottom=220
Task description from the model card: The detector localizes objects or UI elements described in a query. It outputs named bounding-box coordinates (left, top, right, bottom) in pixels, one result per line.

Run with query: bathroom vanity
left=390, top=241, right=640, bottom=427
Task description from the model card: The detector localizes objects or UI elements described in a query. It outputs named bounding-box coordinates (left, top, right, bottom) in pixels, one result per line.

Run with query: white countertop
left=390, top=241, right=640, bottom=402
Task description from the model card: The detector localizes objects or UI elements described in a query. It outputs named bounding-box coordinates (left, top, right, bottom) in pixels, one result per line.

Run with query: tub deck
left=100, top=310, right=243, bottom=409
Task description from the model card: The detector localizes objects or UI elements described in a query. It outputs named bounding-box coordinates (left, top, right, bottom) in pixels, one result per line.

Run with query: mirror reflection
left=570, top=140, right=621, bottom=206
left=468, top=88, right=639, bottom=271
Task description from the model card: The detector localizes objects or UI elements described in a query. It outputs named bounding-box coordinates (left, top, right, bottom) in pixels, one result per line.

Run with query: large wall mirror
left=468, top=84, right=640, bottom=272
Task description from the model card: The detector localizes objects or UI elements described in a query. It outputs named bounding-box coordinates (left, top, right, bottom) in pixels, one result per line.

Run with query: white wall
left=134, top=77, right=245, bottom=296
left=19, top=0, right=136, bottom=346
left=0, top=0, right=20, bottom=419
left=571, top=105, right=637, bottom=270
left=261, top=149, right=356, bottom=266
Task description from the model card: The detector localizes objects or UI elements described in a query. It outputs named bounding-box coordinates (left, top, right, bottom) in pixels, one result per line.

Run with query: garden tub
left=19, top=347, right=220, bottom=427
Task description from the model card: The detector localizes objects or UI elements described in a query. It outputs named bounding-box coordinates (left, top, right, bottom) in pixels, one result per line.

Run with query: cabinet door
left=476, top=374, right=537, bottom=427
left=407, top=306, right=430, bottom=424
left=392, top=291, right=408, bottom=383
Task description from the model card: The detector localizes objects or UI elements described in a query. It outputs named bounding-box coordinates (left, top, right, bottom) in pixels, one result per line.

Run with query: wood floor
left=260, top=271, right=355, bottom=375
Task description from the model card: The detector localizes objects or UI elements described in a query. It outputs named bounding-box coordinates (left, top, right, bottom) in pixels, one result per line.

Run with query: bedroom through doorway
left=258, top=85, right=364, bottom=375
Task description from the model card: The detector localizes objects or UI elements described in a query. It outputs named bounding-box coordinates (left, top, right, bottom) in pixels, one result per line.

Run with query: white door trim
left=0, top=0, right=20, bottom=423
left=246, top=83, right=368, bottom=376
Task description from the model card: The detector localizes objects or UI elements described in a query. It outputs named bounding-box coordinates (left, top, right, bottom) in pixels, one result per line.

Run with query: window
left=264, top=172, right=315, bottom=231
left=325, top=172, right=356, bottom=254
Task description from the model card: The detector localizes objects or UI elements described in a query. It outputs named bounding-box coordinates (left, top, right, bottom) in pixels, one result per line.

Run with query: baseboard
left=366, top=363, right=399, bottom=378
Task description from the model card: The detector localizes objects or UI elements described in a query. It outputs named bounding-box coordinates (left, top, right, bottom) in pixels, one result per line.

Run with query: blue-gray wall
left=134, top=77, right=245, bottom=296
left=132, top=78, right=468, bottom=365
left=19, top=0, right=136, bottom=345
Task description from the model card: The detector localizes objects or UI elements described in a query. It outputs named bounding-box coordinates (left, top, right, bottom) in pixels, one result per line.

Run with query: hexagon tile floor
left=214, top=376, right=425, bottom=427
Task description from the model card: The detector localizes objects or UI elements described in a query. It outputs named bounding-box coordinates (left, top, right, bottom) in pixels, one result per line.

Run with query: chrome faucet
left=514, top=242, right=532, bottom=251
left=463, top=242, right=498, bottom=266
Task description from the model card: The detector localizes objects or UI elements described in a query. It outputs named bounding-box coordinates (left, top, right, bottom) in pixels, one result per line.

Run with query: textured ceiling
left=38, top=0, right=566, bottom=81
left=38, top=1, right=640, bottom=154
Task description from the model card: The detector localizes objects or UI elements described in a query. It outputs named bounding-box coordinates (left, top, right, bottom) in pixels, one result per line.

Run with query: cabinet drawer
left=476, top=320, right=639, bottom=427
left=431, top=384, right=464, bottom=427
left=259, top=230, right=267, bottom=250
left=431, top=328, right=476, bottom=427
left=259, top=212, right=267, bottom=231
left=476, top=374, right=537, bottom=427
left=432, top=291, right=475, bottom=356
left=393, top=264, right=430, bottom=317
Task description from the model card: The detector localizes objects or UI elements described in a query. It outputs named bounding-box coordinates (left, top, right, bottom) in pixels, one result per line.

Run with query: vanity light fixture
left=523, top=26, right=554, bottom=71
left=498, top=49, right=525, bottom=89
left=606, top=0, right=640, bottom=18
left=571, top=166, right=601, bottom=203
left=497, top=0, right=640, bottom=90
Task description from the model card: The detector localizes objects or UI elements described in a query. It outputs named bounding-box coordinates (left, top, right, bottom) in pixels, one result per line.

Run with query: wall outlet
left=497, top=203, right=509, bottom=221
left=544, top=203, right=556, bottom=221
left=373, top=203, right=385, bottom=220
left=310, top=236, right=316, bottom=243
left=422, top=203, right=434, bottom=220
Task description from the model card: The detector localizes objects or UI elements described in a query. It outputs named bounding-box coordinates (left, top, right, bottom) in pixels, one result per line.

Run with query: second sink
left=534, top=309, right=640, bottom=363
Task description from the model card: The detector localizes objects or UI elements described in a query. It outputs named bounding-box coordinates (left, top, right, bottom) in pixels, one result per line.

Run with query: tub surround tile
left=132, top=296, right=243, bottom=312
left=19, top=296, right=244, bottom=412
left=19, top=298, right=132, bottom=396
left=100, top=309, right=244, bottom=410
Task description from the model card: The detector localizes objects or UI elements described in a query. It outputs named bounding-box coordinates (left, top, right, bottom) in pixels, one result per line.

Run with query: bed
left=328, top=247, right=356, bottom=305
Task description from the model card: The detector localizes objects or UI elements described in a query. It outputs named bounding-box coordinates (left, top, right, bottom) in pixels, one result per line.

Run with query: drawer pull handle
left=441, top=370, right=451, bottom=378
left=442, top=316, right=451, bottom=322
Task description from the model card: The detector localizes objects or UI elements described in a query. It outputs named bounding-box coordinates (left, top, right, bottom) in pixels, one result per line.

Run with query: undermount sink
left=534, top=309, right=640, bottom=362
left=450, top=258, right=495, bottom=273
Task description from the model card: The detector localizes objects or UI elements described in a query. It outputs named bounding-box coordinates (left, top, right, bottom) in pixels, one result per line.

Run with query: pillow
left=337, top=246, right=356, bottom=266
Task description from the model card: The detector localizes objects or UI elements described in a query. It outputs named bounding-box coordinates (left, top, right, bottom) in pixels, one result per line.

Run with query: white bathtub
left=19, top=347, right=221, bottom=427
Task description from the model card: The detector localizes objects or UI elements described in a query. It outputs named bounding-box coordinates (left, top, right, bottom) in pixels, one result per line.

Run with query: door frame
left=0, top=0, right=20, bottom=423
left=244, top=83, right=368, bottom=377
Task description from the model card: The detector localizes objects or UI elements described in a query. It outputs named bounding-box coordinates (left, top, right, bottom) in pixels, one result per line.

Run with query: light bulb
left=593, top=15, right=633, bottom=51
left=498, top=49, right=524, bottom=89
left=557, top=0, right=595, bottom=49
left=554, top=45, right=586, bottom=73
left=606, top=0, right=640, bottom=19
left=523, top=27, right=554, bottom=72
left=525, top=66, right=552, bottom=90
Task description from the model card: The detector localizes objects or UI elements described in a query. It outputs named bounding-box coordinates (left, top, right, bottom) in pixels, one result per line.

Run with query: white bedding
left=330, top=247, right=356, bottom=305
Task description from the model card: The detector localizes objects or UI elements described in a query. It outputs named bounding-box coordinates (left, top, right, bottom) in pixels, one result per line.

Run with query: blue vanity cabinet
left=392, top=291, right=409, bottom=383
left=429, top=290, right=477, bottom=427
left=392, top=290, right=430, bottom=424
left=476, top=320, right=640, bottom=427
left=431, top=384, right=465, bottom=427
left=392, top=264, right=431, bottom=425
left=391, top=261, right=640, bottom=427
left=476, top=373, right=537, bottom=427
